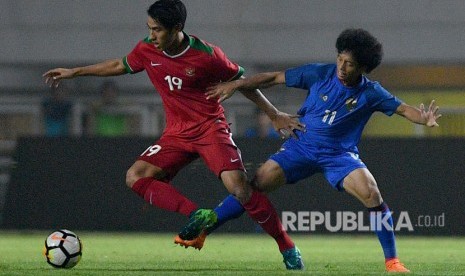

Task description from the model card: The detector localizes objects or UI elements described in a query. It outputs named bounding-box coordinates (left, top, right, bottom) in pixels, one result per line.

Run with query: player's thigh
left=195, top=121, right=245, bottom=177
left=197, top=142, right=245, bottom=177
left=253, top=159, right=287, bottom=193
left=197, top=140, right=249, bottom=200
left=321, top=151, right=367, bottom=191
left=135, top=137, right=197, bottom=181
left=266, top=139, right=318, bottom=188
left=343, top=168, right=382, bottom=207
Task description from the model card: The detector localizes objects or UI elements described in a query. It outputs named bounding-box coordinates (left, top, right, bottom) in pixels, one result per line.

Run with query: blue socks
left=211, top=196, right=398, bottom=261
left=208, top=194, right=245, bottom=234
left=368, top=202, right=397, bottom=259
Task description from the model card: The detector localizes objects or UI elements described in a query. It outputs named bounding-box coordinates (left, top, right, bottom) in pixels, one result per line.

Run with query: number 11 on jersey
left=322, top=110, right=337, bottom=125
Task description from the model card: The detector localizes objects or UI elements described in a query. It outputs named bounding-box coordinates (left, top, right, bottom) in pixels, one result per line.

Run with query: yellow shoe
left=174, top=231, right=208, bottom=251
left=385, top=258, right=410, bottom=273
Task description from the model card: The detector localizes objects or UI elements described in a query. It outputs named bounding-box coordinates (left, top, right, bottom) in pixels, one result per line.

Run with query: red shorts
left=137, top=121, right=245, bottom=181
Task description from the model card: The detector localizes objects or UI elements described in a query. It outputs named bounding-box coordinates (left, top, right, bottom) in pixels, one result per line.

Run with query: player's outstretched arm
left=43, top=59, right=127, bottom=88
left=395, top=100, right=442, bottom=127
left=206, top=70, right=304, bottom=138
left=206, top=71, right=285, bottom=103
left=239, top=87, right=305, bottom=139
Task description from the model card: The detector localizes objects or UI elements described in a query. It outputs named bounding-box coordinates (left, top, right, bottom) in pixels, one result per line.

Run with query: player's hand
left=421, top=100, right=441, bottom=127
left=205, top=81, right=239, bottom=103
left=42, top=68, right=76, bottom=88
left=271, top=111, right=306, bottom=140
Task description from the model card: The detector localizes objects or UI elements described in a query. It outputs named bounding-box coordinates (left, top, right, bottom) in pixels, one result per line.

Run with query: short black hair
left=147, top=0, right=187, bottom=30
left=335, top=28, right=383, bottom=73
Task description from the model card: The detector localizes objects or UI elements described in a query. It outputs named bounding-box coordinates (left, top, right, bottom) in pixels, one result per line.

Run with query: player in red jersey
left=43, top=0, right=304, bottom=270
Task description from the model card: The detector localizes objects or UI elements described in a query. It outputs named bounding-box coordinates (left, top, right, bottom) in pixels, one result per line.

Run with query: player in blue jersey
left=179, top=28, right=441, bottom=273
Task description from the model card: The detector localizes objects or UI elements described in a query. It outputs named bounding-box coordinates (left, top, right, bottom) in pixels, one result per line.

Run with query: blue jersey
left=285, top=63, right=402, bottom=152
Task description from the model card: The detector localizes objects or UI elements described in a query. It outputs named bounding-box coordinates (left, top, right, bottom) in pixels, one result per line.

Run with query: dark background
left=2, top=137, right=463, bottom=235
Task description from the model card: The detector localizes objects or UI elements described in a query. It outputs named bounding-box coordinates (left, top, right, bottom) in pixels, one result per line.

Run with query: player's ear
left=173, top=23, right=183, bottom=33
left=359, top=65, right=368, bottom=75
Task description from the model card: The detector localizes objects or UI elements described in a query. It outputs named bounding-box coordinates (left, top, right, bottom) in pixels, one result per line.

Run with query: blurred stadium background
left=1, top=1, right=465, bottom=235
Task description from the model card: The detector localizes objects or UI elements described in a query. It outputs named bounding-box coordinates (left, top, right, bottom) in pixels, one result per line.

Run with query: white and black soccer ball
left=43, top=229, right=82, bottom=268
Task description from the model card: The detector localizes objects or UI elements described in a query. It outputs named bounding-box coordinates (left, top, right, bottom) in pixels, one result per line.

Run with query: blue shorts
left=269, top=139, right=366, bottom=191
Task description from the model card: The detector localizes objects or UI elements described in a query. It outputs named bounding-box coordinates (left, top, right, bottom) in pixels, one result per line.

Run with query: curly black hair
left=335, top=28, right=383, bottom=73
left=147, top=0, right=187, bottom=31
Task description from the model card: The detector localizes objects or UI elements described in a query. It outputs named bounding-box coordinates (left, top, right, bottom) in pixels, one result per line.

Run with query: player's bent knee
left=125, top=166, right=146, bottom=188
left=221, top=170, right=251, bottom=202
left=251, top=176, right=267, bottom=192
left=125, top=169, right=138, bottom=188
left=234, top=189, right=252, bottom=204
left=125, top=161, right=166, bottom=188
left=370, top=189, right=383, bottom=206
left=253, top=167, right=283, bottom=193
left=254, top=166, right=270, bottom=184
left=362, top=187, right=383, bottom=207
left=227, top=182, right=252, bottom=204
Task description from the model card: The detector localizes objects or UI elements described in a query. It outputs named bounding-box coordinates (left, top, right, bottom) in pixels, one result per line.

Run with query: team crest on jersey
left=345, top=97, right=358, bottom=111
left=320, top=94, right=328, bottom=102
left=185, top=67, right=195, bottom=77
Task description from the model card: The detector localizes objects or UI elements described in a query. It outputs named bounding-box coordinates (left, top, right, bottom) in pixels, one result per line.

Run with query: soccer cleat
left=174, top=230, right=208, bottom=250
left=385, top=258, right=410, bottom=273
left=282, top=246, right=305, bottom=270
left=177, top=209, right=217, bottom=241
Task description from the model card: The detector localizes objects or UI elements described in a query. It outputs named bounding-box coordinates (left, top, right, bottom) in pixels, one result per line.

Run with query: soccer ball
left=43, top=229, right=82, bottom=268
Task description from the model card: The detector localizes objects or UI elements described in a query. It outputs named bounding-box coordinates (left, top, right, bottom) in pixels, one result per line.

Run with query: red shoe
left=174, top=231, right=208, bottom=251
left=385, top=258, right=410, bottom=273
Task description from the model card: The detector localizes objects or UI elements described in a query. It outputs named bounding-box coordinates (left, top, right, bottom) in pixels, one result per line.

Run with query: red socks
left=132, top=178, right=294, bottom=252
left=242, top=190, right=294, bottom=252
left=131, top=177, right=197, bottom=217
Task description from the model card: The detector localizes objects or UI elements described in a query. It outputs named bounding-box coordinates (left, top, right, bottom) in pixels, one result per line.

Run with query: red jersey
left=123, top=34, right=244, bottom=138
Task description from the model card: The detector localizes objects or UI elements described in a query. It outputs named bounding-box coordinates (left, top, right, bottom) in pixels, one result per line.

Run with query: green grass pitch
left=1, top=231, right=464, bottom=275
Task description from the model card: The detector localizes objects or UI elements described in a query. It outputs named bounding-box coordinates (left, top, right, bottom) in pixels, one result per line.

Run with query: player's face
left=336, top=51, right=365, bottom=87
left=146, top=16, right=178, bottom=51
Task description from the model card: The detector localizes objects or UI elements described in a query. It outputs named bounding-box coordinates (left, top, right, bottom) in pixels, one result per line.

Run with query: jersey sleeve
left=367, top=83, right=403, bottom=116
left=210, top=46, right=244, bottom=82
left=285, top=63, right=335, bottom=90
left=122, top=41, right=145, bottom=74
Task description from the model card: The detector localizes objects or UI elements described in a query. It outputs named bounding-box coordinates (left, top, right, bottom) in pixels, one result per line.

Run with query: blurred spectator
left=86, top=81, right=128, bottom=137
left=244, top=109, right=280, bottom=139
left=41, top=84, right=73, bottom=137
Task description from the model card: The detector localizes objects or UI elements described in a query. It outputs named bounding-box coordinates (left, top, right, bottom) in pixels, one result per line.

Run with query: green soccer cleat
left=177, top=209, right=217, bottom=241
left=282, top=246, right=305, bottom=270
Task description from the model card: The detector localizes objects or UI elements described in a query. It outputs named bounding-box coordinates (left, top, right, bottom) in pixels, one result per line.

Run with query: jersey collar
left=162, top=32, right=191, bottom=58
left=335, top=71, right=367, bottom=91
